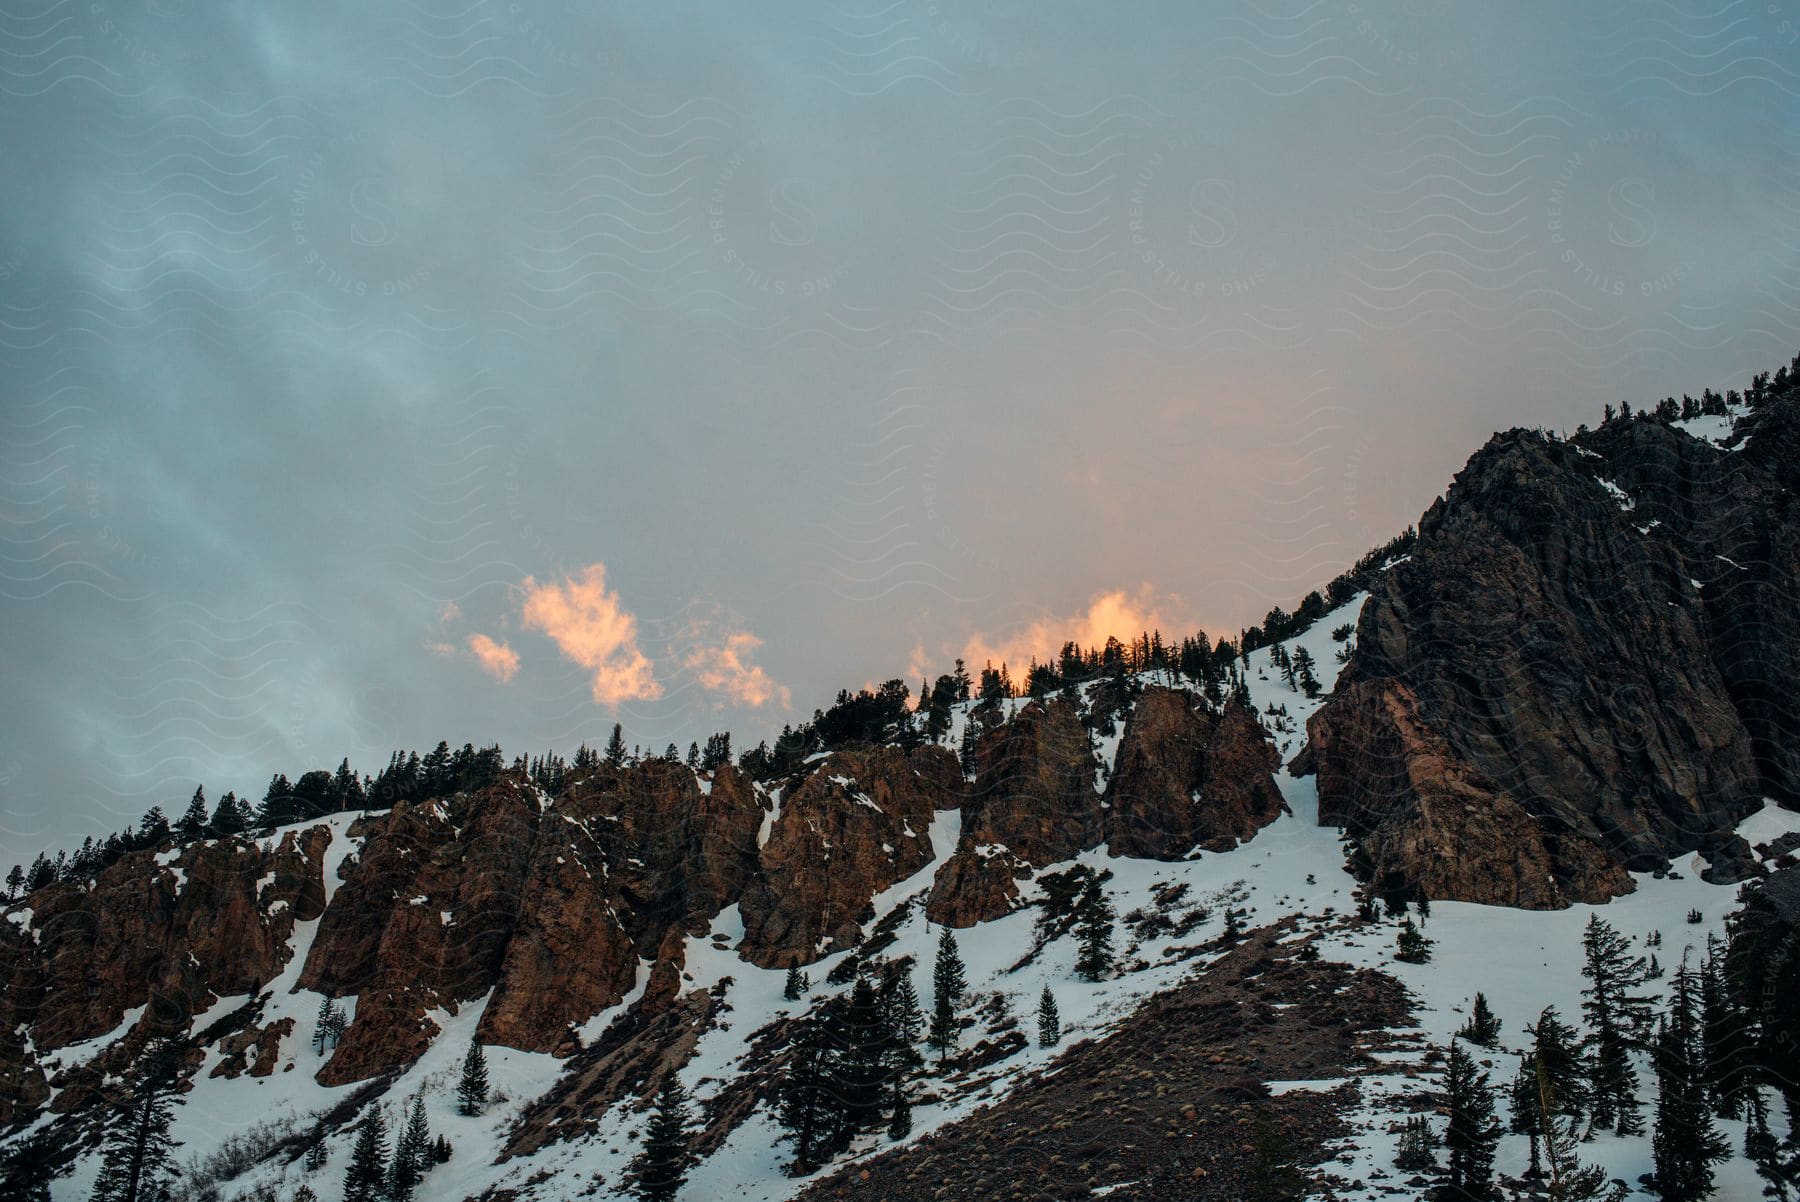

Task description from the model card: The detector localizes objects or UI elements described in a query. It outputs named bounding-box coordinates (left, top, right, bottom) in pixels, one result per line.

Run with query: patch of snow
left=1596, top=477, right=1636, bottom=511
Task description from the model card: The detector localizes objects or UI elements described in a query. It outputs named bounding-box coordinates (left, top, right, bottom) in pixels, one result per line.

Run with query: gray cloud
left=2, top=0, right=1798, bottom=865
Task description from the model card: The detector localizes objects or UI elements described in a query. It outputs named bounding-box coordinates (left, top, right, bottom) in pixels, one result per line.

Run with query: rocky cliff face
left=584, top=760, right=765, bottom=945
left=301, top=765, right=776, bottom=1082
left=0, top=826, right=331, bottom=1122
left=0, top=678, right=1293, bottom=1118
left=928, top=692, right=1286, bottom=925
left=1105, top=690, right=1285, bottom=859
left=1308, top=398, right=1800, bottom=905
left=927, top=698, right=1099, bottom=927
left=738, top=746, right=958, bottom=967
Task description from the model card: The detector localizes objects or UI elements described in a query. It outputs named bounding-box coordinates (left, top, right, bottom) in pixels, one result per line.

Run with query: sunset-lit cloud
left=680, top=622, right=790, bottom=709
left=427, top=628, right=521, bottom=683
left=960, top=585, right=1186, bottom=673
left=519, top=564, right=661, bottom=707
left=465, top=633, right=519, bottom=683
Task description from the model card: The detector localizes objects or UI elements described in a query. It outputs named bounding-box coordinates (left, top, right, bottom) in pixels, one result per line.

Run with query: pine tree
left=1037, top=986, right=1060, bottom=1047
left=90, top=1040, right=185, bottom=1202
left=878, top=966, right=924, bottom=1138
left=389, top=1094, right=431, bottom=1202
left=3, top=864, right=22, bottom=903
left=175, top=787, right=208, bottom=841
left=1580, top=915, right=1651, bottom=1134
left=209, top=791, right=248, bottom=836
left=1536, top=1054, right=1611, bottom=1201
left=456, top=1039, right=490, bottom=1116
left=257, top=774, right=295, bottom=828
left=0, top=1130, right=61, bottom=1202
left=1699, top=935, right=1753, bottom=1120
left=839, top=978, right=888, bottom=1136
left=1291, top=646, right=1321, bottom=699
left=1457, top=993, right=1500, bottom=1048
left=635, top=1076, right=693, bottom=1202
left=1748, top=1097, right=1800, bottom=1201
left=1395, top=1115, right=1437, bottom=1172
left=1073, top=879, right=1115, bottom=981
left=928, top=928, right=966, bottom=1062
left=1525, top=1006, right=1590, bottom=1121
left=784, top=965, right=809, bottom=1001
left=605, top=723, right=627, bottom=767
left=1651, top=962, right=1729, bottom=1202
left=135, top=806, right=171, bottom=848
left=25, top=852, right=53, bottom=892
left=777, top=1010, right=841, bottom=1174
left=1509, top=1057, right=1545, bottom=1179
left=1396, top=916, right=1432, bottom=964
left=303, top=1135, right=327, bottom=1173
left=342, top=1106, right=388, bottom=1202
left=1436, top=1041, right=1500, bottom=1202
left=312, top=997, right=344, bottom=1055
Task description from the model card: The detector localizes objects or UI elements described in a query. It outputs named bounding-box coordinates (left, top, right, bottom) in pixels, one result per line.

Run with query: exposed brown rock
left=303, top=779, right=539, bottom=1081
left=4, top=830, right=329, bottom=1055
left=961, top=698, right=1102, bottom=865
left=319, top=987, right=443, bottom=1086
left=923, top=844, right=1031, bottom=927
left=926, top=695, right=1285, bottom=923
left=502, top=984, right=723, bottom=1160
left=1310, top=678, right=1632, bottom=907
left=1105, top=689, right=1285, bottom=859
left=0, top=828, right=330, bottom=1120
left=586, top=759, right=766, bottom=944
left=794, top=924, right=1412, bottom=1202
left=1307, top=404, right=1800, bottom=903
left=924, top=699, right=1101, bottom=926
left=294, top=762, right=767, bottom=1080
left=476, top=812, right=638, bottom=1055
left=209, top=1016, right=295, bottom=1080
left=738, top=747, right=948, bottom=967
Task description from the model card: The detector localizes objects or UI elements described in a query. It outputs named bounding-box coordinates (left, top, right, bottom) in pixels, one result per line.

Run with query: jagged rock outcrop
left=1309, top=398, right=1800, bottom=903
left=928, top=694, right=1285, bottom=925
left=1312, top=679, right=1631, bottom=907
left=302, top=781, right=539, bottom=1084
left=922, top=843, right=1032, bottom=928
left=738, top=746, right=957, bottom=966
left=475, top=812, right=638, bottom=1055
left=586, top=760, right=766, bottom=944
left=503, top=983, right=724, bottom=1160
left=1, top=829, right=329, bottom=1053
left=1105, top=689, right=1285, bottom=859
left=0, top=827, right=330, bottom=1120
left=278, top=761, right=765, bottom=1079
left=209, top=1017, right=294, bottom=1080
left=961, top=698, right=1103, bottom=863
left=927, top=698, right=1099, bottom=926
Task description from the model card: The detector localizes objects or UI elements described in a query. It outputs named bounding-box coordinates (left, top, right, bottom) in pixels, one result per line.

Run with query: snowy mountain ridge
left=7, top=377, right=1800, bottom=1202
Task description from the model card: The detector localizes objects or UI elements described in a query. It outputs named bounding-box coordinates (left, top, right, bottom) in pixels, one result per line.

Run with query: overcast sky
left=2, top=2, right=1797, bottom=865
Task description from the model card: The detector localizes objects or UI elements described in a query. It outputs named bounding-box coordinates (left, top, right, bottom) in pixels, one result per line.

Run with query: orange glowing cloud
left=681, top=626, right=790, bottom=709
left=960, top=585, right=1184, bottom=672
left=465, top=633, right=519, bottom=683
left=519, top=564, right=661, bottom=707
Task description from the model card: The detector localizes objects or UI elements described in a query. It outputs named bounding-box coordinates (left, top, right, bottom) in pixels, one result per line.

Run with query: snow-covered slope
left=16, top=594, right=1800, bottom=1202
